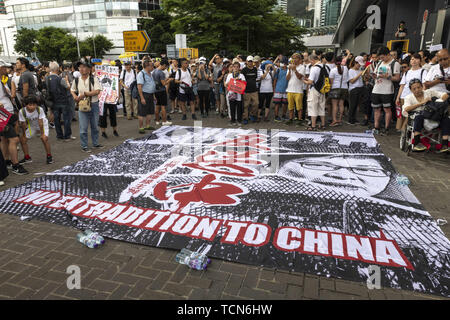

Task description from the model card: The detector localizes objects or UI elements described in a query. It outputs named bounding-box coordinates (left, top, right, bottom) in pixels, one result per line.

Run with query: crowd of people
left=0, top=46, right=449, bottom=186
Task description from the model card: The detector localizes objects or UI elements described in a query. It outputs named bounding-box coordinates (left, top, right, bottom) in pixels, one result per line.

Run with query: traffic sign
left=123, top=31, right=150, bottom=52
left=178, top=48, right=199, bottom=59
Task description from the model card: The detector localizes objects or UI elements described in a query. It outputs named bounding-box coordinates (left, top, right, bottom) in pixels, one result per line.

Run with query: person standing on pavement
left=285, top=53, right=306, bottom=126
left=46, top=61, right=75, bottom=141
left=0, top=60, right=28, bottom=175
left=120, top=61, right=138, bottom=120
left=71, top=60, right=103, bottom=153
left=241, top=56, right=259, bottom=124
left=152, top=59, right=172, bottom=126
left=137, top=60, right=157, bottom=134
left=370, top=46, right=401, bottom=135
left=196, top=58, right=213, bottom=117
left=209, top=54, right=223, bottom=113
left=303, top=54, right=327, bottom=131
left=175, top=58, right=197, bottom=120
left=424, top=48, right=449, bottom=94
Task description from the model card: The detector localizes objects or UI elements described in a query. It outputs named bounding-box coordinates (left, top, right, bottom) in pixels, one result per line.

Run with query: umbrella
left=119, top=52, right=137, bottom=59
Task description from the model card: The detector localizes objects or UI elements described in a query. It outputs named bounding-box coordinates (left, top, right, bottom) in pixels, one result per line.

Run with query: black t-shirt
left=241, top=67, right=258, bottom=93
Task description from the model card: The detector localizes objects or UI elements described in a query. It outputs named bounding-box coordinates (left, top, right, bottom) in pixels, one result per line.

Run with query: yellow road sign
left=123, top=31, right=150, bottom=52
left=178, top=48, right=199, bottom=59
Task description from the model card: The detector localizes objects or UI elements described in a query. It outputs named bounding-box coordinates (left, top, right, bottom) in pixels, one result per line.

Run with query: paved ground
left=0, top=109, right=449, bottom=300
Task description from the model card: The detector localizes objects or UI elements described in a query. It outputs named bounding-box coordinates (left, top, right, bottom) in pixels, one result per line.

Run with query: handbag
left=422, top=97, right=448, bottom=122
left=78, top=97, right=91, bottom=112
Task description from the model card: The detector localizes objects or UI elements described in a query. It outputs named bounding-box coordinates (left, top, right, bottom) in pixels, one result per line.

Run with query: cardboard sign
left=0, top=108, right=12, bottom=133
left=227, top=78, right=247, bottom=95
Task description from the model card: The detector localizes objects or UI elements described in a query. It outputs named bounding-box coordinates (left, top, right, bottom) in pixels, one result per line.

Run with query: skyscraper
left=0, top=0, right=6, bottom=14
left=277, top=0, right=288, bottom=13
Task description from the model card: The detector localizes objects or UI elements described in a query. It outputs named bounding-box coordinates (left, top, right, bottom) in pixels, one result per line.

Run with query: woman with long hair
left=328, top=56, right=349, bottom=126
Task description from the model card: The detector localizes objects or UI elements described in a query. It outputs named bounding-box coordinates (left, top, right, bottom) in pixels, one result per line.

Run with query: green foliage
left=162, top=0, right=306, bottom=57
left=13, top=27, right=113, bottom=62
left=14, top=28, right=38, bottom=57
left=140, top=10, right=175, bottom=55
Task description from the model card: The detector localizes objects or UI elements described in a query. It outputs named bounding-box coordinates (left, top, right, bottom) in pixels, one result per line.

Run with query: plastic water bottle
left=77, top=233, right=98, bottom=248
left=175, top=249, right=211, bottom=270
left=396, top=175, right=410, bottom=186
left=84, top=229, right=105, bottom=245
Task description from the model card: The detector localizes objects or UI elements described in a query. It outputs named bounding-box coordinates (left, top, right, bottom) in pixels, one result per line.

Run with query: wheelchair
left=399, top=111, right=446, bottom=156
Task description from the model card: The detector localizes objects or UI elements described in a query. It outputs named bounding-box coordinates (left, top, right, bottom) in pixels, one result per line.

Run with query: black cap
left=78, top=58, right=91, bottom=68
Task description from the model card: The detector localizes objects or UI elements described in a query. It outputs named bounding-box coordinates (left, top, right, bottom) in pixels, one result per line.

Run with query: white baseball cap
left=246, top=55, right=254, bottom=62
left=355, top=56, right=365, bottom=66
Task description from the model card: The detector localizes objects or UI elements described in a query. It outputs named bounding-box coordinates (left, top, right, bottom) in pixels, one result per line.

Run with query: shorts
left=329, top=88, right=348, bottom=100
left=0, top=114, right=18, bottom=139
left=287, top=92, right=303, bottom=111
left=154, top=91, right=168, bottom=106
left=169, top=86, right=178, bottom=101
left=178, top=90, right=195, bottom=103
left=273, top=92, right=288, bottom=105
left=371, top=93, right=394, bottom=108
left=24, top=119, right=49, bottom=139
left=307, top=88, right=326, bottom=117
left=138, top=92, right=155, bottom=116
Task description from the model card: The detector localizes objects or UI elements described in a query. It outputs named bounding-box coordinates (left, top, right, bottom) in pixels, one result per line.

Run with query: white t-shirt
left=286, top=64, right=305, bottom=94
left=225, top=73, right=246, bottom=102
left=399, top=68, right=428, bottom=98
left=259, top=72, right=273, bottom=93
left=326, top=63, right=336, bottom=71
left=308, top=63, right=328, bottom=93
left=329, top=66, right=349, bottom=89
left=175, top=69, right=192, bottom=94
left=402, top=89, right=446, bottom=117
left=120, top=69, right=136, bottom=88
left=424, top=64, right=449, bottom=93
left=372, top=59, right=401, bottom=95
left=0, top=82, right=14, bottom=113
left=348, top=69, right=364, bottom=92
left=18, top=106, right=48, bottom=130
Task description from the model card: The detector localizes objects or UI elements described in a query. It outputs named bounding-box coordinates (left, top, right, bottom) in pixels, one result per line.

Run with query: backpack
left=45, top=75, right=68, bottom=107
left=313, top=64, right=331, bottom=94
left=422, top=97, right=449, bottom=121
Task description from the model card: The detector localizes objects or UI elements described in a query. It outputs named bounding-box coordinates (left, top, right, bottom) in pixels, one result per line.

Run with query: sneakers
left=380, top=128, right=389, bottom=136
left=113, top=130, right=119, bottom=137
left=64, top=136, right=76, bottom=141
left=49, top=122, right=55, bottom=129
left=0, top=181, right=4, bottom=186
left=102, top=132, right=108, bottom=139
left=5, top=160, right=12, bottom=170
left=413, top=143, right=427, bottom=152
left=93, top=144, right=104, bottom=149
left=372, top=128, right=380, bottom=135
left=242, top=119, right=248, bottom=125
left=19, top=157, right=32, bottom=164
left=274, top=116, right=282, bottom=123
left=182, top=114, right=187, bottom=120
left=161, top=121, right=172, bottom=126
left=437, top=145, right=448, bottom=153
left=139, top=128, right=145, bottom=134
left=155, top=121, right=160, bottom=125
left=229, top=120, right=236, bottom=126
left=46, top=156, right=53, bottom=164
left=167, top=115, right=172, bottom=121
left=12, top=164, right=29, bottom=175
left=81, top=147, right=92, bottom=153
left=144, top=126, right=155, bottom=131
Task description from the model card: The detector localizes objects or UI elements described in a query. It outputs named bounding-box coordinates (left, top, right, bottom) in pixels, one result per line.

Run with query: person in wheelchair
left=402, top=78, right=449, bottom=152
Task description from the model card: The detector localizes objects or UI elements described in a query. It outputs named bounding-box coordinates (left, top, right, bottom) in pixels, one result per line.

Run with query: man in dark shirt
left=16, top=57, right=37, bottom=100
left=241, top=56, right=259, bottom=124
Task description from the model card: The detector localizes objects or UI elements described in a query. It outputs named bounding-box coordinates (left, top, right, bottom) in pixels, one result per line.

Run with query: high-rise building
left=277, top=0, right=288, bottom=13
left=313, top=0, right=346, bottom=27
left=5, top=0, right=161, bottom=58
left=0, top=0, right=6, bottom=14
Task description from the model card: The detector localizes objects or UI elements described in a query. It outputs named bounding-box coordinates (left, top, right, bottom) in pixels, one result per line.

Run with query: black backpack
left=46, top=74, right=68, bottom=106
left=313, top=64, right=331, bottom=94
left=422, top=97, right=449, bottom=121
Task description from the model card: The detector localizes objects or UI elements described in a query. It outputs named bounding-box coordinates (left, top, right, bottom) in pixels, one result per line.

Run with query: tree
left=162, top=0, right=306, bottom=57
left=83, top=34, right=114, bottom=58
left=14, top=28, right=38, bottom=57
left=140, top=10, right=175, bottom=55
left=35, top=27, right=70, bottom=62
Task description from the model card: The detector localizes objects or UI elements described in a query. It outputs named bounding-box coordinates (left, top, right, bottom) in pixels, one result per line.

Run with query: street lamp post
left=72, top=0, right=81, bottom=59
left=1, top=27, right=11, bottom=61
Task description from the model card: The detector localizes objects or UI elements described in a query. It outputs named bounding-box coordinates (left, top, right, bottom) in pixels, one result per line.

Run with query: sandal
left=307, top=126, right=317, bottom=131
left=330, top=121, right=340, bottom=127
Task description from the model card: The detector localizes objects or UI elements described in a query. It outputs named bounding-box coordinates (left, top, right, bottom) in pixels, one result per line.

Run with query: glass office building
left=6, top=0, right=161, bottom=57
